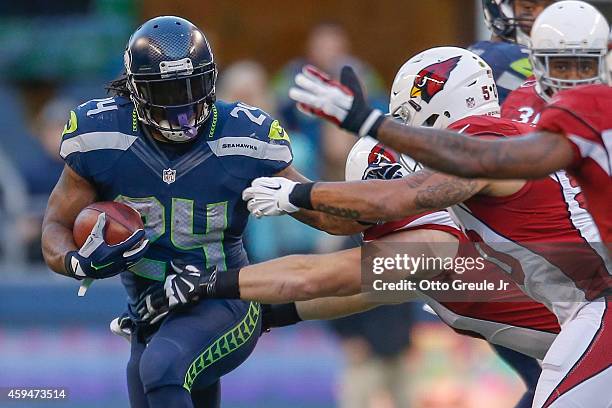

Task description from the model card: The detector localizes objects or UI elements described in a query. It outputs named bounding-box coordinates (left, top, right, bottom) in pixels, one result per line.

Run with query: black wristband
left=212, top=268, right=241, bottom=299
left=262, top=303, right=302, bottom=329
left=368, top=112, right=386, bottom=139
left=288, top=182, right=315, bottom=210
left=64, top=251, right=83, bottom=280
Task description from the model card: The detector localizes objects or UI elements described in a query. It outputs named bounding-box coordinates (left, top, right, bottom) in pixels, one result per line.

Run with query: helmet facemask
left=531, top=50, right=607, bottom=101
left=483, top=0, right=549, bottom=45
left=128, top=57, right=217, bottom=142
left=389, top=103, right=449, bottom=131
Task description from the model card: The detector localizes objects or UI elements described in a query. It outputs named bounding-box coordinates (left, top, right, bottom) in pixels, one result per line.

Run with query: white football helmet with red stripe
left=389, top=47, right=500, bottom=130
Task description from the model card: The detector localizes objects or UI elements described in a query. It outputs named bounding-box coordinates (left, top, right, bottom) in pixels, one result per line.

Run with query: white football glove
left=242, top=177, right=300, bottom=217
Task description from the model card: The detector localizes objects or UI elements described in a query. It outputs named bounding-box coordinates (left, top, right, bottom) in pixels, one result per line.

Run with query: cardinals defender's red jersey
left=364, top=210, right=560, bottom=359
left=536, top=84, right=612, bottom=243
left=448, top=115, right=611, bottom=323
left=501, top=78, right=546, bottom=125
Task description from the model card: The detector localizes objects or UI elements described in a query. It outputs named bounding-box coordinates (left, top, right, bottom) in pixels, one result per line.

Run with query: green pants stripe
left=183, top=301, right=261, bottom=391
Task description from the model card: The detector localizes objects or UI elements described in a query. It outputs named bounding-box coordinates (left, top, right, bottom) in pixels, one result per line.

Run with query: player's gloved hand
left=363, top=162, right=405, bottom=180
left=134, top=283, right=171, bottom=324
left=135, top=260, right=218, bottom=323
left=242, top=177, right=300, bottom=217
left=289, top=65, right=385, bottom=138
left=65, top=213, right=149, bottom=280
left=110, top=313, right=134, bottom=342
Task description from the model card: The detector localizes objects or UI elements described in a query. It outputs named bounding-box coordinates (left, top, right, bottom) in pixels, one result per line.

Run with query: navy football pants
left=127, top=300, right=261, bottom=408
left=492, top=344, right=541, bottom=408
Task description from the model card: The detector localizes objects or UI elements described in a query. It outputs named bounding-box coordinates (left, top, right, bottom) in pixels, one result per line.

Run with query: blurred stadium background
left=1, top=1, right=611, bottom=407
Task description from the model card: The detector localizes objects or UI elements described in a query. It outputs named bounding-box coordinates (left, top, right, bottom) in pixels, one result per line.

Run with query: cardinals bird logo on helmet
left=410, top=56, right=462, bottom=103
left=367, top=144, right=398, bottom=166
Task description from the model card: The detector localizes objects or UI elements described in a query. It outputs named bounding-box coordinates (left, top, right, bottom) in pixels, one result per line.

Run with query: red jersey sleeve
left=536, top=85, right=612, bottom=168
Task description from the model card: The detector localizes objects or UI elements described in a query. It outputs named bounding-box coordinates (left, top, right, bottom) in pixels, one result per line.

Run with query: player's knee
left=139, top=337, right=184, bottom=391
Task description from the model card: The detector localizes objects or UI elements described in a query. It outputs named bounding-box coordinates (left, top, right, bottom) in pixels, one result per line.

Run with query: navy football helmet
left=124, top=16, right=217, bottom=142
left=482, top=0, right=555, bottom=44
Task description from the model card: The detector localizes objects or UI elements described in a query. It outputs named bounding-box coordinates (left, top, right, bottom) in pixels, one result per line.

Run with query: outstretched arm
left=138, top=228, right=458, bottom=322
left=303, top=169, right=486, bottom=221
left=295, top=294, right=392, bottom=321
left=238, top=248, right=362, bottom=303
left=288, top=64, right=574, bottom=180
left=376, top=121, right=575, bottom=179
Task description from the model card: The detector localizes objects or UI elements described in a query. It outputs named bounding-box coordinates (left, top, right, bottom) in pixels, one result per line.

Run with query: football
left=73, top=201, right=144, bottom=247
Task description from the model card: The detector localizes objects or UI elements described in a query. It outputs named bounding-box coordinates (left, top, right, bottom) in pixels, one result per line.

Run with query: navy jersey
left=60, top=96, right=292, bottom=306
left=469, top=40, right=532, bottom=104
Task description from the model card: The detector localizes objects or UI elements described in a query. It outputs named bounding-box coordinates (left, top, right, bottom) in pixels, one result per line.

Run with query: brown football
left=73, top=201, right=144, bottom=247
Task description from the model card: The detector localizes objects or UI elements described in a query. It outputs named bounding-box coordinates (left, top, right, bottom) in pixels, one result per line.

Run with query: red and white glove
left=289, top=65, right=385, bottom=138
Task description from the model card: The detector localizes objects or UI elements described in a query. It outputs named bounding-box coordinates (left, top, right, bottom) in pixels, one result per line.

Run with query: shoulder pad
left=208, top=101, right=293, bottom=178
left=59, top=96, right=138, bottom=159
left=209, top=101, right=292, bottom=163
left=59, top=96, right=137, bottom=181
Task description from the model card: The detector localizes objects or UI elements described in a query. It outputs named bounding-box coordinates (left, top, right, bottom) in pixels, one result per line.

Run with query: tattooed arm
left=375, top=120, right=575, bottom=179
left=308, top=169, right=487, bottom=221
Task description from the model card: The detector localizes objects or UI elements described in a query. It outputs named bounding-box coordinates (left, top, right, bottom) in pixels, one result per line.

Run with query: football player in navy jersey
left=41, top=16, right=361, bottom=408
left=470, top=0, right=555, bottom=102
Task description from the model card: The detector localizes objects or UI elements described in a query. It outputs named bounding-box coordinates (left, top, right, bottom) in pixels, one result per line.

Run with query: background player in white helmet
left=255, top=45, right=612, bottom=406
left=471, top=0, right=556, bottom=102
left=502, top=0, right=610, bottom=125
left=530, top=1, right=609, bottom=99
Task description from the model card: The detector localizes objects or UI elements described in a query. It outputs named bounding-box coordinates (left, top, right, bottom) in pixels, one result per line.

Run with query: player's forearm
left=237, top=250, right=361, bottom=303
left=41, top=166, right=97, bottom=277
left=295, top=294, right=384, bottom=320
left=291, top=209, right=367, bottom=235
left=469, top=132, right=574, bottom=179
left=377, top=120, right=571, bottom=179
left=377, top=119, right=498, bottom=178
left=41, top=221, right=76, bottom=276
left=290, top=169, right=484, bottom=221
left=305, top=179, right=421, bottom=221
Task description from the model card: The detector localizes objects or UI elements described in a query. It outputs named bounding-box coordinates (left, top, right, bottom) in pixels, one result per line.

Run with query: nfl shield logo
left=162, top=168, right=176, bottom=185
left=466, top=97, right=476, bottom=109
